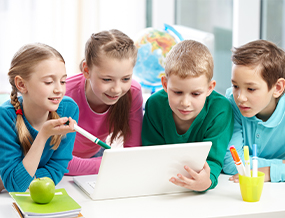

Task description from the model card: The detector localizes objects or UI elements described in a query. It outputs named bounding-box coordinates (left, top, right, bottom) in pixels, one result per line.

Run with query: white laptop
left=73, top=141, right=212, bottom=201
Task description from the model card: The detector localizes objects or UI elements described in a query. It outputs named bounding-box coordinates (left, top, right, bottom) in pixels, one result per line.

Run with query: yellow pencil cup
left=238, top=171, right=265, bottom=202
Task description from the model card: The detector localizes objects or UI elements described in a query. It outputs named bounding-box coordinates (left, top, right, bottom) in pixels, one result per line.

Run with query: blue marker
left=252, top=144, right=258, bottom=177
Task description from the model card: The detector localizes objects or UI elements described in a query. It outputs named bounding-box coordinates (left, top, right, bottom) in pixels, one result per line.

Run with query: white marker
left=252, top=144, right=258, bottom=177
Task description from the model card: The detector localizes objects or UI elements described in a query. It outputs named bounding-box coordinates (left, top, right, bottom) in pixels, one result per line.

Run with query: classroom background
left=0, top=0, right=284, bottom=102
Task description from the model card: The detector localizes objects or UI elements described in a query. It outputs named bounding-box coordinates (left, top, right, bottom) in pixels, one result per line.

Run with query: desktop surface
left=1, top=174, right=285, bottom=218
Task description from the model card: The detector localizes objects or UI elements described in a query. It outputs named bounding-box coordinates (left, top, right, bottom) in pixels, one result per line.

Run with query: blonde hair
left=165, top=40, right=213, bottom=81
left=8, top=43, right=65, bottom=155
left=81, top=29, right=138, bottom=145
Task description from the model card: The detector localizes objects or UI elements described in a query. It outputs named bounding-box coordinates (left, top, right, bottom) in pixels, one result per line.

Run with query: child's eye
left=232, top=84, right=238, bottom=89
left=192, top=92, right=200, bottom=96
left=248, top=88, right=255, bottom=91
left=45, top=81, right=53, bottom=85
left=61, top=81, right=66, bottom=85
left=122, top=77, right=131, bottom=82
left=103, top=78, right=111, bottom=82
left=174, top=91, right=182, bottom=95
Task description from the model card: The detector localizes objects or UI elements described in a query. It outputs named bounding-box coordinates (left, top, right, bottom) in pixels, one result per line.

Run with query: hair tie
left=16, top=109, right=23, bottom=116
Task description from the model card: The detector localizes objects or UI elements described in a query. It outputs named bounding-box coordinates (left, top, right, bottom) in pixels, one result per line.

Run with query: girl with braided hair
left=0, top=43, right=79, bottom=192
left=65, top=29, right=143, bottom=175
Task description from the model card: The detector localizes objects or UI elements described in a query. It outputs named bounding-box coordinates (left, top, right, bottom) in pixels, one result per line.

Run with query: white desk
left=1, top=174, right=285, bottom=218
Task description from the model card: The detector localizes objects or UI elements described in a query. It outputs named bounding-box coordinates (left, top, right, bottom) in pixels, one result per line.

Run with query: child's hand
left=229, top=173, right=239, bottom=183
left=39, top=117, right=76, bottom=140
left=169, top=162, right=212, bottom=192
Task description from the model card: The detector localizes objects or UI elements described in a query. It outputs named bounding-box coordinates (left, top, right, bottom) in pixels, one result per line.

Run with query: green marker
left=66, top=121, right=111, bottom=149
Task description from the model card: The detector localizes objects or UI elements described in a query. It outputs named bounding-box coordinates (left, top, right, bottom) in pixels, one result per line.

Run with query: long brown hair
left=82, top=29, right=138, bottom=144
left=8, top=43, right=65, bottom=155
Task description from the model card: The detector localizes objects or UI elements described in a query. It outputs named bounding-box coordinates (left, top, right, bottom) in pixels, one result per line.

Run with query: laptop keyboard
left=88, top=181, right=96, bottom=189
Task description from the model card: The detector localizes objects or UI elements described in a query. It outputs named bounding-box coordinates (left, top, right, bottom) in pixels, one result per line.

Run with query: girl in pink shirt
left=65, top=29, right=143, bottom=175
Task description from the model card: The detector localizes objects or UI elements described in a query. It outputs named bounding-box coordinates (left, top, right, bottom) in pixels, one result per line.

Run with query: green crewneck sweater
left=142, top=90, right=234, bottom=190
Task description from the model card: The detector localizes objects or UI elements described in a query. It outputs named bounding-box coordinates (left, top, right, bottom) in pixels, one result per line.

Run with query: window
left=261, top=0, right=285, bottom=49
left=0, top=0, right=146, bottom=93
left=175, top=0, right=233, bottom=95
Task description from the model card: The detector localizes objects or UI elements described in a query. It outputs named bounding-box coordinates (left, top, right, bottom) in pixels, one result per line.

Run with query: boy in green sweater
left=142, top=40, right=234, bottom=191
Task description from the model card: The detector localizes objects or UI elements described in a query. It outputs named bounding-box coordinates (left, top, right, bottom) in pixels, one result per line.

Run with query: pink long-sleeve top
left=65, top=73, right=143, bottom=175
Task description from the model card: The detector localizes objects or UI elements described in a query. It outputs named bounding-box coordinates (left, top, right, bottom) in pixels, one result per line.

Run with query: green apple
left=29, top=177, right=55, bottom=204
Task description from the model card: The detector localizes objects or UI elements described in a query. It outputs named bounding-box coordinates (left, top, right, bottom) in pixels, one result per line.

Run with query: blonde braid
left=10, top=87, right=33, bottom=155
left=49, top=111, right=63, bottom=150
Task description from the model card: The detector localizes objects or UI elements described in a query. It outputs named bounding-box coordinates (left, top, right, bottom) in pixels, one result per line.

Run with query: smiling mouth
left=48, top=97, right=61, bottom=103
left=105, top=93, right=120, bottom=99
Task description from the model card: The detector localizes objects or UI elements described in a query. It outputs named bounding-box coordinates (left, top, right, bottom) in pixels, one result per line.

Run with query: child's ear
left=206, top=80, right=216, bottom=96
left=14, top=76, right=27, bottom=94
left=273, top=78, right=285, bottom=98
left=82, top=61, right=90, bottom=79
left=161, top=76, right=168, bottom=92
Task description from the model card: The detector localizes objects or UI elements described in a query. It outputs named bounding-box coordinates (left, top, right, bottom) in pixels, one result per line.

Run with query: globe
left=133, top=27, right=178, bottom=92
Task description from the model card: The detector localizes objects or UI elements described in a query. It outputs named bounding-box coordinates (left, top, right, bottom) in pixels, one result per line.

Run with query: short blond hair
left=165, top=40, right=213, bottom=81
